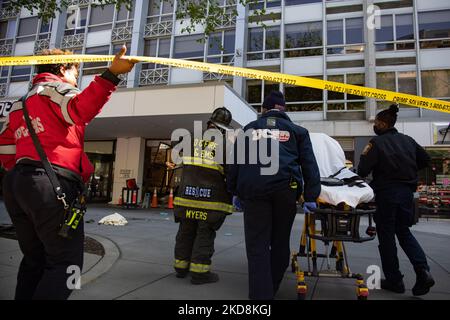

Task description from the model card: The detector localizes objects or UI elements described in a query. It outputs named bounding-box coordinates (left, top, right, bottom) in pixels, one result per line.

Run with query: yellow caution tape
left=0, top=54, right=449, bottom=114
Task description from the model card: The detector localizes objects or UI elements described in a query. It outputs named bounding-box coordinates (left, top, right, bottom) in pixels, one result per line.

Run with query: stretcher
left=291, top=133, right=376, bottom=300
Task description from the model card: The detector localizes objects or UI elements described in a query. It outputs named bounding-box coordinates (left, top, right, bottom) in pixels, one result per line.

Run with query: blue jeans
left=375, top=185, right=429, bottom=282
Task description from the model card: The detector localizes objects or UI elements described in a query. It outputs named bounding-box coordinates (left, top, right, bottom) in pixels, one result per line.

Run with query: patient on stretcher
left=309, top=133, right=374, bottom=208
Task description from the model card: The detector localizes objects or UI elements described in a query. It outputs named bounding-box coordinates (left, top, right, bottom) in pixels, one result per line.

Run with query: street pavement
left=0, top=202, right=449, bottom=300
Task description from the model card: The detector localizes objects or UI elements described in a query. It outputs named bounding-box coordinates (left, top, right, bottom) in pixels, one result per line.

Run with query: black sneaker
left=190, top=272, right=219, bottom=285
left=381, top=279, right=406, bottom=293
left=412, top=269, right=435, bottom=296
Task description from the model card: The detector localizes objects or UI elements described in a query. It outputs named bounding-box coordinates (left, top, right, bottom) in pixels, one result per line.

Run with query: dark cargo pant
left=3, top=164, right=84, bottom=300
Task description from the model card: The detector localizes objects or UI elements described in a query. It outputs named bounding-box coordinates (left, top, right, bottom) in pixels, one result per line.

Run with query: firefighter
left=0, top=46, right=136, bottom=299
left=358, top=104, right=435, bottom=296
left=171, top=107, right=234, bottom=284
left=227, top=91, right=321, bottom=300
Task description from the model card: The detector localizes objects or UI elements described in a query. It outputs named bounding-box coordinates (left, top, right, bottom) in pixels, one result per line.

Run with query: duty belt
left=17, top=159, right=84, bottom=186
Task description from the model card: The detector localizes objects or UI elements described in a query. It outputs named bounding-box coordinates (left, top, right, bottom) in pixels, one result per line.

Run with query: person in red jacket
left=0, top=46, right=136, bottom=300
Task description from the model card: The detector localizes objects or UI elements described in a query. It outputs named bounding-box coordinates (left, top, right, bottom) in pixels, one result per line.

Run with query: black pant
left=174, top=216, right=225, bottom=273
left=375, top=185, right=429, bottom=283
left=243, top=186, right=297, bottom=300
left=2, top=164, right=84, bottom=300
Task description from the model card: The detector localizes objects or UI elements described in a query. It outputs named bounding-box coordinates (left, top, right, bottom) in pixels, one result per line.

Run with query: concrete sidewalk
left=1, top=202, right=449, bottom=300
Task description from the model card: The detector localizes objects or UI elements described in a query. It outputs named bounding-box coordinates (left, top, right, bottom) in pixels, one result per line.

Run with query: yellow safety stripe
left=182, top=156, right=224, bottom=175
left=174, top=197, right=234, bottom=213
left=174, top=259, right=190, bottom=269
left=190, top=263, right=210, bottom=273
left=0, top=54, right=449, bottom=113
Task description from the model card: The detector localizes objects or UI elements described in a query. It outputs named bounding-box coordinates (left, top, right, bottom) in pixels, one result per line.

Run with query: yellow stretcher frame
left=291, top=203, right=375, bottom=300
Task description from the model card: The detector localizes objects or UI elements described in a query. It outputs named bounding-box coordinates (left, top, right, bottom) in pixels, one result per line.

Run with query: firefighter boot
left=412, top=268, right=435, bottom=296
left=175, top=268, right=189, bottom=278
left=190, top=272, right=219, bottom=285
left=381, top=278, right=405, bottom=294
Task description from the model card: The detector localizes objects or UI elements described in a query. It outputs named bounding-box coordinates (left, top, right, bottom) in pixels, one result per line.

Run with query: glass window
left=398, top=71, right=417, bottom=95
left=328, top=75, right=345, bottom=100
left=0, top=22, right=7, bottom=39
left=117, top=3, right=135, bottom=21
left=266, top=26, right=280, bottom=50
left=285, top=82, right=323, bottom=102
left=208, top=30, right=235, bottom=57
left=377, top=72, right=396, bottom=91
left=285, top=0, right=322, bottom=5
left=144, top=39, right=158, bottom=57
left=396, top=14, right=414, bottom=40
left=174, top=35, right=204, bottom=59
left=10, top=66, right=31, bottom=82
left=346, top=17, right=363, bottom=44
left=347, top=73, right=365, bottom=100
left=148, top=0, right=160, bottom=16
left=223, top=30, right=235, bottom=55
left=17, top=17, right=38, bottom=37
left=422, top=70, right=450, bottom=98
left=6, top=20, right=16, bottom=38
left=419, top=10, right=450, bottom=40
left=162, top=0, right=173, bottom=14
left=89, top=4, right=115, bottom=25
left=376, top=15, right=394, bottom=42
left=327, top=20, right=343, bottom=45
left=286, top=22, right=322, bottom=48
left=246, top=80, right=262, bottom=104
left=248, top=28, right=264, bottom=52
left=84, top=46, right=110, bottom=71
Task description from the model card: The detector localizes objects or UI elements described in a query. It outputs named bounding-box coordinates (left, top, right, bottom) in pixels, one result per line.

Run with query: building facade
left=0, top=0, right=449, bottom=204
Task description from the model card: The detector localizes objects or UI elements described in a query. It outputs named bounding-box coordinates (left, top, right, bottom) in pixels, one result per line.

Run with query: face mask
left=373, top=125, right=384, bottom=136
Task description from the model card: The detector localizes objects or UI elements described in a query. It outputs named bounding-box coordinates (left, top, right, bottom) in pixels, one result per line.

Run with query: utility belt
left=20, top=95, right=86, bottom=240
left=17, top=159, right=84, bottom=189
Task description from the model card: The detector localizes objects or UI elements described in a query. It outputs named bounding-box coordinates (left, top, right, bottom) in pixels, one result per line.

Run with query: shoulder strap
left=21, top=96, right=69, bottom=209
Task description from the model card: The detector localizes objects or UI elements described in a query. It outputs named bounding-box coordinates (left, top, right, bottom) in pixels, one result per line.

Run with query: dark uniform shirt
left=357, top=128, right=430, bottom=191
left=227, top=110, right=321, bottom=201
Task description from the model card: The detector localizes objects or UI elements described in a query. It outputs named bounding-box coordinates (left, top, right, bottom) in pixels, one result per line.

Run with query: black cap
left=262, top=91, right=286, bottom=110
left=376, top=104, right=399, bottom=127
left=209, top=107, right=233, bottom=131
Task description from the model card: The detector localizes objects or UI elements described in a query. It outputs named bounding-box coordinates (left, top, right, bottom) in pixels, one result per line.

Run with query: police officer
left=227, top=91, right=321, bottom=300
left=172, top=107, right=234, bottom=284
left=0, top=46, right=136, bottom=299
left=358, top=104, right=435, bottom=296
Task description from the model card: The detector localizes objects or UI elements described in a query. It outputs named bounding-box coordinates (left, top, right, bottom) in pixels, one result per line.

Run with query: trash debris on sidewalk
left=160, top=212, right=169, bottom=216
left=85, top=219, right=96, bottom=224
left=225, top=233, right=233, bottom=236
left=98, top=213, right=128, bottom=226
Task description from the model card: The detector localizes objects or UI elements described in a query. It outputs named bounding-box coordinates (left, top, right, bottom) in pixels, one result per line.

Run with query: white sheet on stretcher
left=309, top=133, right=374, bottom=208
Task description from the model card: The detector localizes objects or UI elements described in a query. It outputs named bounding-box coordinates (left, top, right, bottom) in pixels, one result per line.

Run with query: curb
left=81, top=234, right=120, bottom=286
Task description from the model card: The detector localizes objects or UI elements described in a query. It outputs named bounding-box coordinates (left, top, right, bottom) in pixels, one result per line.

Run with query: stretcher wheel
left=357, top=285, right=369, bottom=300
left=297, top=282, right=307, bottom=300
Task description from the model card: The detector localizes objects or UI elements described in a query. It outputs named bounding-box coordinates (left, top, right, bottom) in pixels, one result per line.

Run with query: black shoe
left=412, top=269, right=435, bottom=296
left=190, top=272, right=219, bottom=285
left=175, top=268, right=189, bottom=278
left=381, top=279, right=406, bottom=293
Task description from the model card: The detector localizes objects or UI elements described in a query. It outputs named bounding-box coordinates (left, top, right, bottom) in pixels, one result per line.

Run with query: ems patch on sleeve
left=362, top=143, right=373, bottom=155
left=267, top=118, right=277, bottom=127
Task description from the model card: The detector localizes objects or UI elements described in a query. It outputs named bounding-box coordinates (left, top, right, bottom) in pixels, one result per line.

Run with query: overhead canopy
left=86, top=82, right=257, bottom=140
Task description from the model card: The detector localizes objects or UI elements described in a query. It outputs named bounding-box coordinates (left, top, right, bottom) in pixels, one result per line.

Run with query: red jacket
left=0, top=72, right=117, bottom=182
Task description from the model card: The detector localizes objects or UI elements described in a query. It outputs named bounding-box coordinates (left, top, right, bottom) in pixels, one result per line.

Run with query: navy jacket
left=227, top=110, right=321, bottom=201
left=357, top=128, right=431, bottom=191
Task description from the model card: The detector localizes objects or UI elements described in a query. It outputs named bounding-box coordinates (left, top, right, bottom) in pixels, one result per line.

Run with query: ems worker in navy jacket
left=227, top=91, right=321, bottom=300
left=358, top=104, right=434, bottom=296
